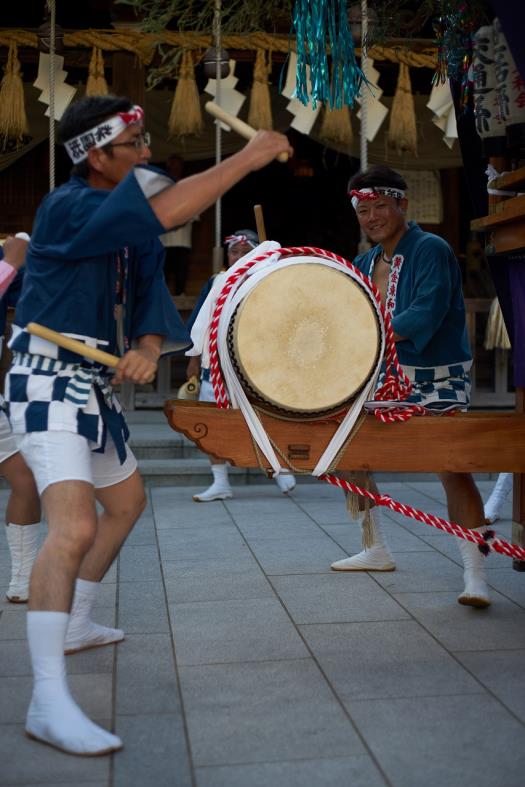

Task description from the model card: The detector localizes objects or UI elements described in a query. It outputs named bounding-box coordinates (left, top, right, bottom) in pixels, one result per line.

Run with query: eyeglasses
left=106, top=131, right=151, bottom=151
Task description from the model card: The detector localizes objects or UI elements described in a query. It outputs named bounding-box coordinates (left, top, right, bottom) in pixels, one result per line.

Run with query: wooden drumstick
left=26, top=322, right=120, bottom=368
left=253, top=204, right=267, bottom=242
left=204, top=101, right=289, bottom=163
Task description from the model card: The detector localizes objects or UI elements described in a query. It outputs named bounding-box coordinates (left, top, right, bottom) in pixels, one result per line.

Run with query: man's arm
left=150, top=130, right=293, bottom=230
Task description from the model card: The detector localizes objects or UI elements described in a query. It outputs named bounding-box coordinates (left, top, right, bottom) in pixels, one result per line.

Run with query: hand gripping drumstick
left=26, top=322, right=120, bottom=368
left=204, top=101, right=289, bottom=163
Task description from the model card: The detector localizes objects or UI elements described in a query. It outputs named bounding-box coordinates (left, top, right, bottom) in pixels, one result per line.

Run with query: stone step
left=136, top=457, right=315, bottom=488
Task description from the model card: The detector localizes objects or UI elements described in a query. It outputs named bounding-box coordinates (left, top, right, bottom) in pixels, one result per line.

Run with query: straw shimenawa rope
left=248, top=49, right=273, bottom=130
left=0, top=29, right=438, bottom=69
left=86, top=47, right=109, bottom=96
left=0, top=43, right=28, bottom=145
left=319, top=104, right=353, bottom=147
left=168, top=50, right=203, bottom=137
left=387, top=61, right=417, bottom=156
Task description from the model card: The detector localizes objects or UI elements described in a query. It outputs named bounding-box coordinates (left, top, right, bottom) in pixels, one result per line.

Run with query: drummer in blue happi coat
left=331, top=165, right=490, bottom=611
left=4, top=94, right=292, bottom=757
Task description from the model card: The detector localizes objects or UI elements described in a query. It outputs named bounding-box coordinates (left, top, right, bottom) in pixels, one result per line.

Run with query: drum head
left=231, top=263, right=380, bottom=414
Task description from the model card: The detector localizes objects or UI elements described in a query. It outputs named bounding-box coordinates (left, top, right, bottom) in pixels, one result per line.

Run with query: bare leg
left=2, top=452, right=42, bottom=602
left=64, top=471, right=146, bottom=654
left=26, top=480, right=122, bottom=754
left=438, top=472, right=490, bottom=608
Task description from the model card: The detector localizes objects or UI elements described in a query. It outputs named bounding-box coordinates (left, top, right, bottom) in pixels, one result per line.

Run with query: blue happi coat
left=5, top=166, right=190, bottom=458
left=354, top=222, right=472, bottom=407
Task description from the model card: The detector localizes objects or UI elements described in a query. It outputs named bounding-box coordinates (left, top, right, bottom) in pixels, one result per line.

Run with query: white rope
left=215, top=252, right=386, bottom=477
left=47, top=0, right=56, bottom=192
left=359, top=0, right=368, bottom=249
left=213, top=0, right=222, bottom=258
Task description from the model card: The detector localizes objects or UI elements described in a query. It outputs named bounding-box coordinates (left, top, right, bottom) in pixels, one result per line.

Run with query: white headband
left=349, top=186, right=406, bottom=210
left=224, top=234, right=258, bottom=249
left=64, top=105, right=145, bottom=163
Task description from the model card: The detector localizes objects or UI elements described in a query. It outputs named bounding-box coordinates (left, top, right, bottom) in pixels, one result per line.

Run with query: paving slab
left=301, top=620, right=482, bottom=700
left=392, top=591, right=525, bottom=650
left=348, top=694, right=525, bottom=787
left=163, top=558, right=273, bottom=604
left=271, top=573, right=410, bottom=624
left=113, top=714, right=192, bottom=787
left=2, top=477, right=525, bottom=787
left=169, top=596, right=308, bottom=665
left=195, top=755, right=387, bottom=787
left=455, top=649, right=525, bottom=722
left=179, top=659, right=365, bottom=766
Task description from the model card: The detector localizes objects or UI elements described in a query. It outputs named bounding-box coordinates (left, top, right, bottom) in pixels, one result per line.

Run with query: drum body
left=228, top=260, right=380, bottom=418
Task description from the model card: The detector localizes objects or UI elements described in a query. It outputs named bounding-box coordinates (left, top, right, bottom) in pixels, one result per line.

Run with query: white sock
left=193, top=464, right=233, bottom=502
left=331, top=508, right=395, bottom=571
left=64, top=578, right=124, bottom=654
left=26, top=610, right=122, bottom=755
left=457, top=531, right=490, bottom=608
left=274, top=472, right=296, bottom=494
left=5, top=521, right=41, bottom=603
left=484, top=473, right=512, bottom=524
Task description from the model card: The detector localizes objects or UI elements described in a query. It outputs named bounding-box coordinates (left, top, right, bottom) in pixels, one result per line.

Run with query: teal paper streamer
left=292, top=0, right=364, bottom=109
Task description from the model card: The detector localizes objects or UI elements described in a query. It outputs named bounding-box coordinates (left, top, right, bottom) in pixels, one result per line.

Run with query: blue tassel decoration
left=292, top=0, right=364, bottom=109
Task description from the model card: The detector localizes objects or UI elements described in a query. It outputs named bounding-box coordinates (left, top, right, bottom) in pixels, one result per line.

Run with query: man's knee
left=51, top=519, right=98, bottom=561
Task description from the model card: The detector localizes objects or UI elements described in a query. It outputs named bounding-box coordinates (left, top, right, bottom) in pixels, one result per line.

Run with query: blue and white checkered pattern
left=5, top=349, right=129, bottom=461
left=376, top=362, right=471, bottom=411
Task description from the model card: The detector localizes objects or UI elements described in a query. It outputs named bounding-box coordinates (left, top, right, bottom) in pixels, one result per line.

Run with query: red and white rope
left=321, top=472, right=525, bottom=560
left=207, top=246, right=519, bottom=561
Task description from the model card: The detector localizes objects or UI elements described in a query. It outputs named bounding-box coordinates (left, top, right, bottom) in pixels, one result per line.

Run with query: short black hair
left=59, top=94, right=134, bottom=178
left=348, top=165, right=407, bottom=194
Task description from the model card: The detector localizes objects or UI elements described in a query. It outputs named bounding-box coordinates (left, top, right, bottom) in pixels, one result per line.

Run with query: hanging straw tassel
left=484, top=297, right=511, bottom=350
left=0, top=43, right=28, bottom=147
left=248, top=49, right=273, bottom=130
left=168, top=50, right=203, bottom=137
left=387, top=62, right=417, bottom=156
left=319, top=104, right=353, bottom=147
left=86, top=48, right=109, bottom=97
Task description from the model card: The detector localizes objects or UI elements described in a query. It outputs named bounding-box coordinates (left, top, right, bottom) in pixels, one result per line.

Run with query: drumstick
left=253, top=205, right=267, bottom=242
left=26, top=322, right=120, bottom=368
left=204, top=101, right=289, bottom=163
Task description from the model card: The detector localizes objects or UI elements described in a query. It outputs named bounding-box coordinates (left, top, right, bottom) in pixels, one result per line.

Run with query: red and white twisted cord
left=321, top=472, right=525, bottom=561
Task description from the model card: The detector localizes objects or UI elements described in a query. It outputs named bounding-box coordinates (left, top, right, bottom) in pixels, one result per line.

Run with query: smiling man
left=330, top=165, right=490, bottom=612
left=4, top=94, right=292, bottom=756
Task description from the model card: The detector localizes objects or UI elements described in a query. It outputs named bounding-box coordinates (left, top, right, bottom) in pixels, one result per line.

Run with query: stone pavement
left=1, top=479, right=525, bottom=787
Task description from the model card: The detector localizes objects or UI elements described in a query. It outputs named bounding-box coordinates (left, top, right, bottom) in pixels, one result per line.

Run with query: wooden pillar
left=512, top=387, right=525, bottom=570
left=111, top=52, right=145, bottom=105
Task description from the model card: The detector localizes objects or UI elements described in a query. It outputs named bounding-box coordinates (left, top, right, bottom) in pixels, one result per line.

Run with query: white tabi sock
left=457, top=529, right=490, bottom=608
left=331, top=507, right=396, bottom=571
left=193, top=463, right=233, bottom=502
left=5, top=522, right=41, bottom=603
left=484, top=473, right=513, bottom=524
left=26, top=611, right=122, bottom=755
left=274, top=472, right=296, bottom=494
left=64, top=578, right=124, bottom=655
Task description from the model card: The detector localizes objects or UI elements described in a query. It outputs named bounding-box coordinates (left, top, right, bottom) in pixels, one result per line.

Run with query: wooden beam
left=164, top=401, right=525, bottom=474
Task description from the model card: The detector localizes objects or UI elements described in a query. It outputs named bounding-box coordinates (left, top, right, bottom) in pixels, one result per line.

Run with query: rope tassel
left=319, top=104, right=353, bottom=147
left=248, top=49, right=273, bottom=130
left=0, top=43, right=28, bottom=147
left=86, top=47, right=108, bottom=96
left=169, top=50, right=203, bottom=137
left=387, top=62, right=417, bottom=156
